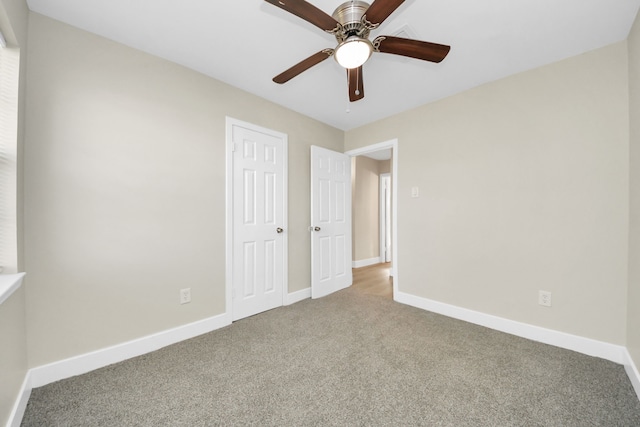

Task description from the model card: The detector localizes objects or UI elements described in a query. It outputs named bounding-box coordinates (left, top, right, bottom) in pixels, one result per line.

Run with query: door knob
left=277, top=227, right=284, bottom=233
left=314, top=226, right=321, bottom=232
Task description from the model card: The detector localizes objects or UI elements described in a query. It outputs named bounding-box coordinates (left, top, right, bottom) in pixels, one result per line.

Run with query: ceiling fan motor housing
left=332, top=1, right=371, bottom=42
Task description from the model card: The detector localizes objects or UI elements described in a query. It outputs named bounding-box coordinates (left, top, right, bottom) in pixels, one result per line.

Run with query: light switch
left=411, top=186, right=419, bottom=198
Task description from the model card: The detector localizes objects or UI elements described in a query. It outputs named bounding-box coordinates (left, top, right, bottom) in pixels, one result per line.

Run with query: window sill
left=0, top=272, right=25, bottom=306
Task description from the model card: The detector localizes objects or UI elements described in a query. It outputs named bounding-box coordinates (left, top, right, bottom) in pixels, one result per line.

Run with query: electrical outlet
left=180, top=288, right=191, bottom=304
left=538, top=290, right=552, bottom=307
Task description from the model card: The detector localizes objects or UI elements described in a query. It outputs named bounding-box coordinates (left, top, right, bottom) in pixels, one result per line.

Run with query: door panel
left=311, top=146, right=352, bottom=299
left=265, top=172, right=276, bottom=224
left=265, top=239, right=275, bottom=293
left=243, top=242, right=256, bottom=297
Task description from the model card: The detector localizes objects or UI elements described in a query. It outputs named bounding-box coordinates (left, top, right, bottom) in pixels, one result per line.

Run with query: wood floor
left=351, top=262, right=393, bottom=299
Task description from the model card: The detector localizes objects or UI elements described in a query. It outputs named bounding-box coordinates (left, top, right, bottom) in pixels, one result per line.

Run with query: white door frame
left=225, top=117, right=288, bottom=321
left=345, top=139, right=398, bottom=297
left=379, top=173, right=391, bottom=264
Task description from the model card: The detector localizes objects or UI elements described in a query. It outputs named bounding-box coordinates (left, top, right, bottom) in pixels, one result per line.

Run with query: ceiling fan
left=265, top=0, right=451, bottom=102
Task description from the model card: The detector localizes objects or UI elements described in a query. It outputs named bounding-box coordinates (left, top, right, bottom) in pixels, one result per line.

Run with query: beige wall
left=628, top=12, right=640, bottom=372
left=346, top=43, right=630, bottom=344
left=353, top=156, right=381, bottom=262
left=352, top=157, right=391, bottom=262
left=23, top=13, right=342, bottom=367
left=0, top=0, right=28, bottom=424
left=379, top=159, right=391, bottom=175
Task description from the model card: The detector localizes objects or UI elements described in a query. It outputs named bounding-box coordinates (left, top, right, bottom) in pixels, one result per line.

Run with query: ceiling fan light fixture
left=334, top=36, right=373, bottom=69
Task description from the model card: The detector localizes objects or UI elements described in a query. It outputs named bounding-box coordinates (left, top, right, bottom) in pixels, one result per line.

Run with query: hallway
left=351, top=263, right=393, bottom=299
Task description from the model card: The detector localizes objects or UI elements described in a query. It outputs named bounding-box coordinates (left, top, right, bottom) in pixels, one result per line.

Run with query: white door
left=229, top=119, right=287, bottom=321
left=310, top=146, right=352, bottom=299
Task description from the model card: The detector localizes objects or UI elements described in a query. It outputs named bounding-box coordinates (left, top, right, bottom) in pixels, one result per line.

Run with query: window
left=0, top=32, right=20, bottom=274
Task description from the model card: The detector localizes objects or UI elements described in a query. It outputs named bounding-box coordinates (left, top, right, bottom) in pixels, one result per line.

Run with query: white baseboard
left=352, top=257, right=382, bottom=269
left=29, top=312, right=231, bottom=388
left=394, top=291, right=627, bottom=364
left=286, top=288, right=310, bottom=305
left=624, top=349, right=640, bottom=400
left=7, top=373, right=32, bottom=427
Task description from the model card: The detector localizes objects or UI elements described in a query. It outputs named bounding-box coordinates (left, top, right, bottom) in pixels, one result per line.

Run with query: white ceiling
left=26, top=0, right=640, bottom=131
left=362, top=149, right=392, bottom=161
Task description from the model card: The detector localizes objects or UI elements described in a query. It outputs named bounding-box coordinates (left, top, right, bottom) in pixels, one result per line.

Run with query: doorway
left=346, top=139, right=399, bottom=299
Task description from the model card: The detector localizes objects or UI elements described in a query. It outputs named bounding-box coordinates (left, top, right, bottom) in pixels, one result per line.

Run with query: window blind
left=0, top=46, right=20, bottom=273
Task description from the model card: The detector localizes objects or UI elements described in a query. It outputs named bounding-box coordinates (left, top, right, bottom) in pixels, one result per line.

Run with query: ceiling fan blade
left=264, top=0, right=341, bottom=32
left=363, top=0, right=405, bottom=26
left=273, top=49, right=334, bottom=84
left=374, top=36, right=450, bottom=63
left=347, top=66, right=364, bottom=102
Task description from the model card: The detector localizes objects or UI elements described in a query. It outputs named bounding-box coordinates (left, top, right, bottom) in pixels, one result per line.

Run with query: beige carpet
left=22, top=287, right=640, bottom=426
